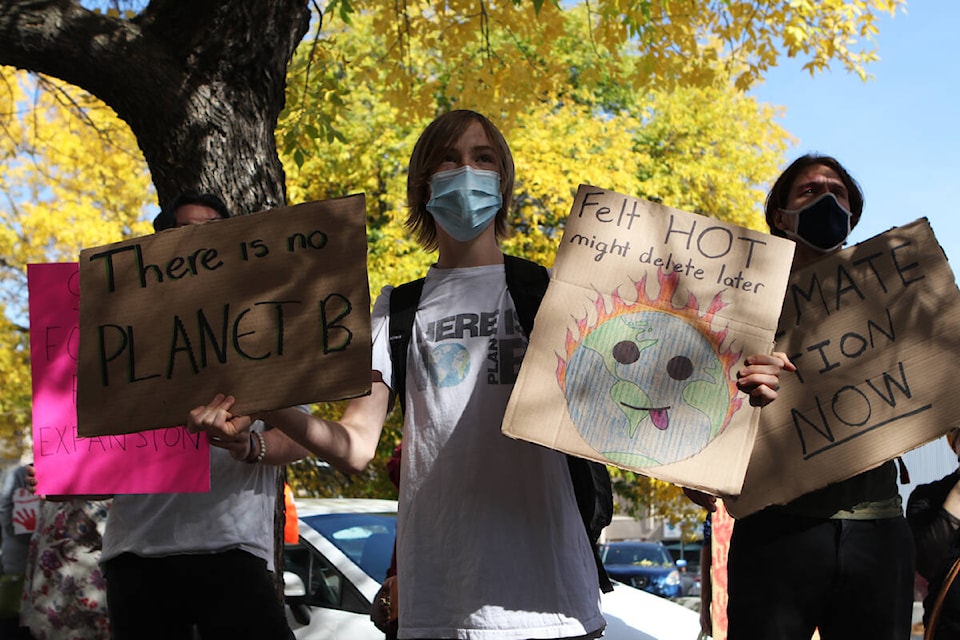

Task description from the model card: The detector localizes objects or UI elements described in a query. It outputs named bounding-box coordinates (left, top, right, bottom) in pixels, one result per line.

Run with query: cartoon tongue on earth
left=648, top=408, right=669, bottom=430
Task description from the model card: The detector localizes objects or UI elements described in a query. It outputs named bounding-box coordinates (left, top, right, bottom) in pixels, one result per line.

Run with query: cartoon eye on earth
left=612, top=341, right=640, bottom=364
left=667, top=356, right=693, bottom=380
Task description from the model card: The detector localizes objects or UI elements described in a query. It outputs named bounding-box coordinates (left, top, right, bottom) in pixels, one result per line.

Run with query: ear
left=771, top=208, right=792, bottom=234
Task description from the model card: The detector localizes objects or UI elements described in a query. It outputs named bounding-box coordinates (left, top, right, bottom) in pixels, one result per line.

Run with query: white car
left=283, top=498, right=703, bottom=640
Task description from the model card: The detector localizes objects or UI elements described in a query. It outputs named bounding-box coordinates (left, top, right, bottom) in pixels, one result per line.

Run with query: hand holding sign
left=736, top=352, right=796, bottom=406
left=187, top=393, right=253, bottom=440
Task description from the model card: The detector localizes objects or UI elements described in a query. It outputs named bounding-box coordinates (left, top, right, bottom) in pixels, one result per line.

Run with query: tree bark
left=0, top=0, right=310, bottom=214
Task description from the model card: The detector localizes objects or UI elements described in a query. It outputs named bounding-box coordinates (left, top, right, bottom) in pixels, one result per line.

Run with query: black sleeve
left=907, top=472, right=960, bottom=580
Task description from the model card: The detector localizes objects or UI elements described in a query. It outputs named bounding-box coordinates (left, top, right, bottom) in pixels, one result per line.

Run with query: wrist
left=229, top=436, right=251, bottom=462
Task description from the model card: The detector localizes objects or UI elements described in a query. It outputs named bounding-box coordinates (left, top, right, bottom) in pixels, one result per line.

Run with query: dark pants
left=727, top=511, right=914, bottom=640
left=104, top=550, right=293, bottom=640
left=0, top=619, right=33, bottom=640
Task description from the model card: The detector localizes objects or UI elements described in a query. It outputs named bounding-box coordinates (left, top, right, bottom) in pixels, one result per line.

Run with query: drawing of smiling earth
left=563, top=310, right=733, bottom=467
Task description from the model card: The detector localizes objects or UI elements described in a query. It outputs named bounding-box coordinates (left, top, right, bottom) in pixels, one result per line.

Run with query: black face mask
left=779, top=192, right=852, bottom=252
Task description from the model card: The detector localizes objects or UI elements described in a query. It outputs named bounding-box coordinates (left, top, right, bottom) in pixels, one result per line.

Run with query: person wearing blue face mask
left=424, top=164, right=503, bottom=242
left=720, top=154, right=915, bottom=640
left=188, top=110, right=790, bottom=639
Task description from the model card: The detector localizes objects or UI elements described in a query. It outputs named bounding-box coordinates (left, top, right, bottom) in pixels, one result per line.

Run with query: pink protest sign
left=28, top=263, right=210, bottom=495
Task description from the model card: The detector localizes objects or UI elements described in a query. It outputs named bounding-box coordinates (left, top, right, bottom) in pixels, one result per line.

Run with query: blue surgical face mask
left=779, top=192, right=853, bottom=253
left=426, top=166, right=502, bottom=242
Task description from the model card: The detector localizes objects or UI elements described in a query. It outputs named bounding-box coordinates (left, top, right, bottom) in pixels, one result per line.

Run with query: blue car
left=599, top=541, right=682, bottom=598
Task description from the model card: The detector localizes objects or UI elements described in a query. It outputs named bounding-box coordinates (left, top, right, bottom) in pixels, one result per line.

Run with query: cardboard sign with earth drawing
left=502, top=185, right=795, bottom=496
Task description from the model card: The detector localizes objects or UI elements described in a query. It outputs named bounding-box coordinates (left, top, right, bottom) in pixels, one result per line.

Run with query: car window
left=301, top=513, right=397, bottom=582
left=284, top=541, right=369, bottom=615
left=602, top=544, right=673, bottom=567
left=654, top=547, right=673, bottom=565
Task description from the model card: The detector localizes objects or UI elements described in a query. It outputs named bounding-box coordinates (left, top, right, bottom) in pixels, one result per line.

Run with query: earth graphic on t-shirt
left=427, top=342, right=471, bottom=387
left=562, top=309, right=734, bottom=467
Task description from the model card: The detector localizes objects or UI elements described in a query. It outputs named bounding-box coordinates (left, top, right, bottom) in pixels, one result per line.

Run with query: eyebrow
left=794, top=179, right=847, bottom=193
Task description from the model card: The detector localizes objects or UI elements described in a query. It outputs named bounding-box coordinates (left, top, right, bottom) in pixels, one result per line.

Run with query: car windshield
left=603, top=544, right=673, bottom=567
left=302, top=513, right=397, bottom=582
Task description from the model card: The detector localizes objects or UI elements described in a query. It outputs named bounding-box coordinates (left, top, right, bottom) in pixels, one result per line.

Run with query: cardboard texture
left=725, top=218, right=960, bottom=517
left=28, top=262, right=211, bottom=495
left=77, top=196, right=371, bottom=436
left=502, top=185, right=795, bottom=496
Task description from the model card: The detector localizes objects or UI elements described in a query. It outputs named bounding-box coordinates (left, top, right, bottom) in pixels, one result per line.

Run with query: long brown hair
left=406, top=110, right=515, bottom=250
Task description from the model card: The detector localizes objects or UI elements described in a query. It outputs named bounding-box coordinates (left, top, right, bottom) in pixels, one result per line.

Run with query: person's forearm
left=188, top=380, right=390, bottom=473
left=256, top=407, right=376, bottom=474
left=257, top=384, right=390, bottom=474
left=259, top=428, right=312, bottom=466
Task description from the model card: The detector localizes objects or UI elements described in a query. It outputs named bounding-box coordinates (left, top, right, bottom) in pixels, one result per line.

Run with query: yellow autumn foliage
left=314, top=0, right=903, bottom=123
left=281, top=5, right=794, bottom=274
left=0, top=0, right=904, bottom=509
left=279, top=4, right=796, bottom=514
left=0, top=68, right=154, bottom=455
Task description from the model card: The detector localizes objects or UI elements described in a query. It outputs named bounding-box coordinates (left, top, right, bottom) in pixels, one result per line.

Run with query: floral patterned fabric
left=20, top=499, right=111, bottom=640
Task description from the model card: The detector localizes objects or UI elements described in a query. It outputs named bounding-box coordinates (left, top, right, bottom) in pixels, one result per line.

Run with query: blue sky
left=750, top=2, right=959, bottom=263
left=749, top=2, right=960, bottom=497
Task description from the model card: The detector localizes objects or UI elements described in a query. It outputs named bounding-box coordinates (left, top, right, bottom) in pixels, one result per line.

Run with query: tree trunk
left=0, top=0, right=310, bottom=214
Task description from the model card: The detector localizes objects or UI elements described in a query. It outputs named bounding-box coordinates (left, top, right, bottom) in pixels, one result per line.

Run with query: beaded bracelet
left=245, top=430, right=266, bottom=464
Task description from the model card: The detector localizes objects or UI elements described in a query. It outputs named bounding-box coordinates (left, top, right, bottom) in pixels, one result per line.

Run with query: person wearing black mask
left=765, top=154, right=862, bottom=258
left=690, top=155, right=915, bottom=640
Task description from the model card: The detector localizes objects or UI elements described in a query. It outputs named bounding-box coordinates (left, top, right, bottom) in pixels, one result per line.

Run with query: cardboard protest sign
left=77, top=195, right=371, bottom=437
left=28, top=262, right=210, bottom=494
left=725, top=218, right=960, bottom=517
left=502, top=185, right=795, bottom=496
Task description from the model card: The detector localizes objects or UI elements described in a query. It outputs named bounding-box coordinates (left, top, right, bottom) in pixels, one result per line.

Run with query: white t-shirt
left=101, top=423, right=278, bottom=570
left=372, top=263, right=604, bottom=639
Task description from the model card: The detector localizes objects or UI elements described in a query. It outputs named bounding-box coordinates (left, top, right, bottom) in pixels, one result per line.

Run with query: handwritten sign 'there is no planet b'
left=77, top=195, right=371, bottom=437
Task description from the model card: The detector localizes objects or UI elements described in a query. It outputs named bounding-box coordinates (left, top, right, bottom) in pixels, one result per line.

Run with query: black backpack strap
left=503, top=254, right=549, bottom=336
left=567, top=456, right=615, bottom=593
left=388, top=278, right=425, bottom=416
